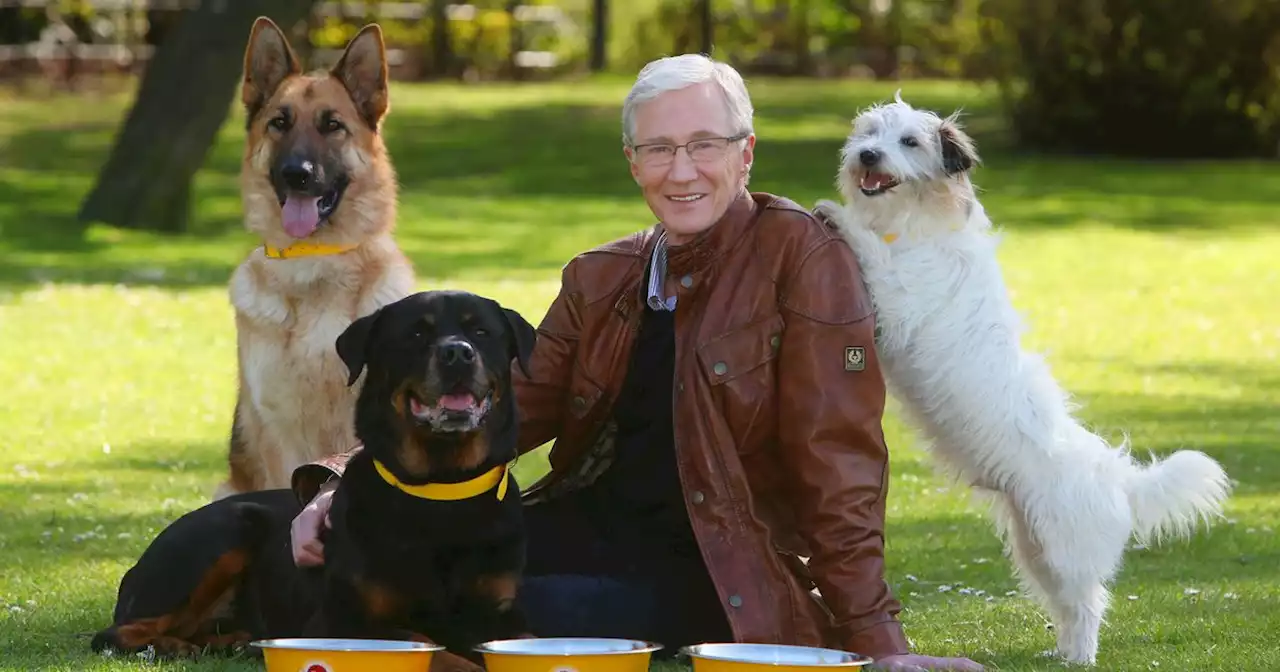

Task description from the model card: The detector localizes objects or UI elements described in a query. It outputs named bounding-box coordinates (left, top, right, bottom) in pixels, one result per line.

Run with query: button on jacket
left=292, top=189, right=908, bottom=659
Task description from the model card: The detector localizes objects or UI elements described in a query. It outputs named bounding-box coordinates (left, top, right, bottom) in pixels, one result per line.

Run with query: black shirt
left=584, top=300, right=700, bottom=569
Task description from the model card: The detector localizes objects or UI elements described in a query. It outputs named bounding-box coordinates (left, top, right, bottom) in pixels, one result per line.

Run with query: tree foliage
left=981, top=0, right=1280, bottom=158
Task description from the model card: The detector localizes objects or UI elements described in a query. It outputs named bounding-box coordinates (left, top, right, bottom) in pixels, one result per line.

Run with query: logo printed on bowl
left=302, top=662, right=333, bottom=672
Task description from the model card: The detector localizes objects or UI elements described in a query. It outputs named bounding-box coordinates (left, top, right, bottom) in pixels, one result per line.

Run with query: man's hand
left=872, top=654, right=985, bottom=671
left=291, top=480, right=336, bottom=567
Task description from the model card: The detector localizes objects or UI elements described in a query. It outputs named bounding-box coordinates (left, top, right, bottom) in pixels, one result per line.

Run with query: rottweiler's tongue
left=438, top=393, right=477, bottom=411
left=281, top=195, right=321, bottom=238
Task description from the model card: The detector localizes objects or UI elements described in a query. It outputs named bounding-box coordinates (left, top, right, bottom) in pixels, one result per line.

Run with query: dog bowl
left=252, top=637, right=443, bottom=672
left=476, top=637, right=663, bottom=672
left=680, top=643, right=874, bottom=672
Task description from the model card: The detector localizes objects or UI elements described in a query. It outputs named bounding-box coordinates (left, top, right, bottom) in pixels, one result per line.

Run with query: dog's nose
left=859, top=149, right=881, bottom=167
left=280, top=159, right=316, bottom=191
left=440, top=341, right=476, bottom=366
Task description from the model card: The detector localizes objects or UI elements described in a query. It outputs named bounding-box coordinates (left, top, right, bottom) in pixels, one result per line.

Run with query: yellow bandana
left=263, top=241, right=359, bottom=259
left=373, top=459, right=510, bottom=501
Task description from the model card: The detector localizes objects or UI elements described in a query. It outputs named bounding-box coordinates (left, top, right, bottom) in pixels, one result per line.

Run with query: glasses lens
left=689, top=139, right=728, bottom=161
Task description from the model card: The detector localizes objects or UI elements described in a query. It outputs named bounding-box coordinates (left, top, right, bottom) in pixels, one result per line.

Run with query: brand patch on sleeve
left=844, top=346, right=866, bottom=371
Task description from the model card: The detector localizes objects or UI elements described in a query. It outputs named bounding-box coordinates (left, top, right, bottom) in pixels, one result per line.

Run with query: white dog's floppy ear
left=939, top=112, right=979, bottom=176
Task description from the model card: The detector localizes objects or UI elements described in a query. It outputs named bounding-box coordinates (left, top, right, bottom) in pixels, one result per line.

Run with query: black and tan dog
left=217, top=16, right=417, bottom=501
left=92, top=290, right=538, bottom=671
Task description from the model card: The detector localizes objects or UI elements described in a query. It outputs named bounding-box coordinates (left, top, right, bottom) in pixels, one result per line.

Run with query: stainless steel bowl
left=475, top=637, right=664, bottom=656
left=680, top=643, right=874, bottom=667
left=252, top=638, right=443, bottom=652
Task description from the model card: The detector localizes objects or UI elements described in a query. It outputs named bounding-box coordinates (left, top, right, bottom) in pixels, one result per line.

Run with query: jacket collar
left=620, top=189, right=763, bottom=318
left=664, top=188, right=759, bottom=277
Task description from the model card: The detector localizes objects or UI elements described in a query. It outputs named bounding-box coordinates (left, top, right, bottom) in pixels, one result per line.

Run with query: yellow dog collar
left=373, top=459, right=510, bottom=501
left=881, top=223, right=964, bottom=245
left=263, top=241, right=359, bottom=259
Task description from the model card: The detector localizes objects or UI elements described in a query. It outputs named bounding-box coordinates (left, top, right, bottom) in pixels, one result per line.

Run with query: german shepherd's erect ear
left=330, top=24, right=390, bottom=131
left=241, top=17, right=301, bottom=123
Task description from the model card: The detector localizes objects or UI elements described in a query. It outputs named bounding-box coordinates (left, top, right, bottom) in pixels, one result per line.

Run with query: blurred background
left=0, top=0, right=1277, bottom=240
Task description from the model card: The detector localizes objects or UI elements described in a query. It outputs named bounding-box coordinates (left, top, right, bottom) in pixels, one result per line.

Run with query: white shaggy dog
left=813, top=95, right=1232, bottom=666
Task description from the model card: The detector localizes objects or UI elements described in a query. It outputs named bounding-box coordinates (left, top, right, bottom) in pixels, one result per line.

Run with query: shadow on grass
left=886, top=357, right=1279, bottom=498
left=1062, top=359, right=1280, bottom=496
left=8, top=602, right=262, bottom=672
left=2, top=82, right=1276, bottom=291
left=0, top=482, right=204, bottom=566
left=875, top=359, right=1280, bottom=635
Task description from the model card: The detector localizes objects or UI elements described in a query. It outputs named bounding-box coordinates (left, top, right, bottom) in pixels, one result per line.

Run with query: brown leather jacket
left=292, top=190, right=908, bottom=659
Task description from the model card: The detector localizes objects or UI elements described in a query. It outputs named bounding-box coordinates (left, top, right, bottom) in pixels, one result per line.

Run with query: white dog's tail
left=1124, top=448, right=1232, bottom=545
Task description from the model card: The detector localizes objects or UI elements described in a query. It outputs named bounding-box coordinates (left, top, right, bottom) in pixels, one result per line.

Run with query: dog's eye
left=473, top=327, right=488, bottom=337
left=320, top=117, right=345, bottom=135
left=267, top=116, right=289, bottom=132
left=900, top=136, right=919, bottom=148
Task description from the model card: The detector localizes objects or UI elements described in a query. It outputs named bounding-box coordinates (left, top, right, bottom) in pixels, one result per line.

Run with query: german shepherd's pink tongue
left=281, top=195, right=321, bottom=238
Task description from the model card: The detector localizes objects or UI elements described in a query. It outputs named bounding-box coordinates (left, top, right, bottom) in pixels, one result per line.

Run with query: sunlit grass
left=1, top=76, right=1277, bottom=671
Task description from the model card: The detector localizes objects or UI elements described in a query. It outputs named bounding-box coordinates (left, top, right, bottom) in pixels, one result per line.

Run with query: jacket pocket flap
left=567, top=372, right=604, bottom=418
left=696, top=313, right=785, bottom=385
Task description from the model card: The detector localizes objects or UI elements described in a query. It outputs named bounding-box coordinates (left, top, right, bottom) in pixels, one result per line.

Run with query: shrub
left=981, top=0, right=1280, bottom=158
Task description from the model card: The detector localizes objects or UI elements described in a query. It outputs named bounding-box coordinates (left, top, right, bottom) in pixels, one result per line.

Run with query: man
left=287, top=54, right=984, bottom=672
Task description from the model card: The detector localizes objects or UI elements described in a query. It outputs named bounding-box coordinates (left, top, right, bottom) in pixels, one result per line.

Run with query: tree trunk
left=430, top=0, right=454, bottom=78
left=507, top=0, right=524, bottom=79
left=881, top=0, right=903, bottom=79
left=698, top=0, right=713, bottom=55
left=77, top=0, right=318, bottom=233
left=589, top=0, right=608, bottom=71
left=794, top=0, right=812, bottom=75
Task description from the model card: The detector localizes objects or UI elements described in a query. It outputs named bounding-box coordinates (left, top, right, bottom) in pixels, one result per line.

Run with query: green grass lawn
left=1, top=75, right=1277, bottom=672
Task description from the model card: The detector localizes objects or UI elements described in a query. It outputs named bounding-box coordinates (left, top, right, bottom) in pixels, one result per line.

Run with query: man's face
left=626, top=82, right=755, bottom=245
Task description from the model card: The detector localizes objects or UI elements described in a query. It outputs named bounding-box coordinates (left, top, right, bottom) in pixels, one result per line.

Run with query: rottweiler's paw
left=150, top=637, right=202, bottom=658
left=196, top=630, right=254, bottom=650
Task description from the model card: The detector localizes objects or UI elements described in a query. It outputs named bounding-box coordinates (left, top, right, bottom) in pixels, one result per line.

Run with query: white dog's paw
left=812, top=199, right=891, bottom=271
left=812, top=199, right=848, bottom=229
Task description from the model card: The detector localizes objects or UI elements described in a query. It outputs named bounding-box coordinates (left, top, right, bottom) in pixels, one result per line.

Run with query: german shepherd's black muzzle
left=268, top=140, right=349, bottom=239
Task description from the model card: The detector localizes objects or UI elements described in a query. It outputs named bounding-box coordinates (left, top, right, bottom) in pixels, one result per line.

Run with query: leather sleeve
left=291, top=445, right=363, bottom=506
left=514, top=260, right=583, bottom=453
left=775, top=235, right=909, bottom=660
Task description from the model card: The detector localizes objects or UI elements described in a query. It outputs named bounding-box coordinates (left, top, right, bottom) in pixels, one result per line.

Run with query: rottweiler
left=91, top=290, right=538, bottom=671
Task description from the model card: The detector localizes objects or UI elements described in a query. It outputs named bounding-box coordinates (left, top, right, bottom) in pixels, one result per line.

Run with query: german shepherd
left=215, top=17, right=416, bottom=500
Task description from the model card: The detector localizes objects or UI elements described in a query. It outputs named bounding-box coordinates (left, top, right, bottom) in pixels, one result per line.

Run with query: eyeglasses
left=630, top=133, right=749, bottom=169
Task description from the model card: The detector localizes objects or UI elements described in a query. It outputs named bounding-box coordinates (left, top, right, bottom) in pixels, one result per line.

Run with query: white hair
left=621, top=54, right=755, bottom=147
